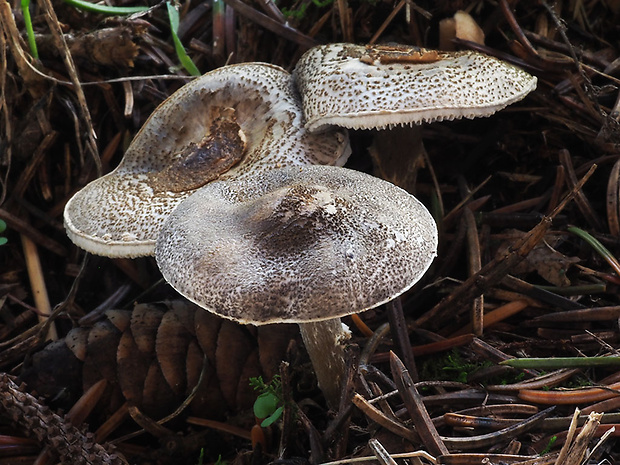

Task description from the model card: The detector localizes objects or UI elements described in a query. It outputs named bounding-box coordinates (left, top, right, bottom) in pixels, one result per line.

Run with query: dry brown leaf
left=496, top=231, right=579, bottom=286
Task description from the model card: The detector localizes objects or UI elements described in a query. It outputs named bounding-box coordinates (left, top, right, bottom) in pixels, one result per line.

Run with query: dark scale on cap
left=249, top=184, right=356, bottom=258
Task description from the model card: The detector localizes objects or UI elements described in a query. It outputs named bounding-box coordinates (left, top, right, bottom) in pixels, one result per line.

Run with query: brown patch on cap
left=360, top=44, right=441, bottom=65
left=147, top=107, right=247, bottom=193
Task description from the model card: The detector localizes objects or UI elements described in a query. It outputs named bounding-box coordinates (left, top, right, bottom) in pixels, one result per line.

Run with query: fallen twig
left=0, top=373, right=127, bottom=465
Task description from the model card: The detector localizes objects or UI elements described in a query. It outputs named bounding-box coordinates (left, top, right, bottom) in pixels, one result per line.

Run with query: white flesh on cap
left=294, top=43, right=538, bottom=132
left=64, top=63, right=350, bottom=258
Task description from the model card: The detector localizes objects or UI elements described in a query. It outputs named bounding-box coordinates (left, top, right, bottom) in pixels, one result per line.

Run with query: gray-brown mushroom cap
left=64, top=63, right=350, bottom=258
left=155, top=165, right=438, bottom=325
left=294, top=43, right=538, bottom=132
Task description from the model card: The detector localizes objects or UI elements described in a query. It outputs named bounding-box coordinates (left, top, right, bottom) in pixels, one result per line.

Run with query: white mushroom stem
left=298, top=319, right=351, bottom=408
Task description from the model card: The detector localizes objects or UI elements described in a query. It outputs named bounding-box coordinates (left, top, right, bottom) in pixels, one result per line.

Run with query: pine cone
left=20, top=301, right=296, bottom=420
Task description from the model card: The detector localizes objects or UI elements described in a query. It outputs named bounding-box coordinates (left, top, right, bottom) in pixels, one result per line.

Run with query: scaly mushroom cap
left=155, top=165, right=438, bottom=325
left=64, top=63, right=350, bottom=258
left=293, top=43, right=538, bottom=132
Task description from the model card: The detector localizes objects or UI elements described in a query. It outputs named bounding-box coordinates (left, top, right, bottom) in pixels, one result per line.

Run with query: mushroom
left=293, top=43, right=537, bottom=132
left=439, top=11, right=486, bottom=51
left=64, top=42, right=536, bottom=407
left=64, top=63, right=350, bottom=258
left=155, top=164, right=438, bottom=406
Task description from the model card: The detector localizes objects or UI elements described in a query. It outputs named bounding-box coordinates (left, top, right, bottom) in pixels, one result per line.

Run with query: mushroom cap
left=155, top=165, right=438, bottom=325
left=64, top=63, right=350, bottom=258
left=293, top=43, right=538, bottom=132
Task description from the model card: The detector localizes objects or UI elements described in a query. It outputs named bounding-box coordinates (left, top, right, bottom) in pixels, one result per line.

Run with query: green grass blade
left=166, top=2, right=200, bottom=76
left=501, top=356, right=620, bottom=369
left=568, top=226, right=620, bottom=275
left=63, top=0, right=149, bottom=15
left=21, top=0, right=39, bottom=58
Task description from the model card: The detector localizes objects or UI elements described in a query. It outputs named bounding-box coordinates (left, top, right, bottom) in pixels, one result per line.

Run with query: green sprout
left=21, top=0, right=38, bottom=58
left=282, top=0, right=333, bottom=20
left=0, top=220, right=7, bottom=246
left=20, top=0, right=200, bottom=79
left=420, top=350, right=490, bottom=384
left=250, top=375, right=284, bottom=427
left=540, top=435, right=557, bottom=455
left=166, top=1, right=201, bottom=76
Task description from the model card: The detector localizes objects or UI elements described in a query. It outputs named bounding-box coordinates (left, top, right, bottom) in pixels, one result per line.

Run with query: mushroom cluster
left=64, top=63, right=350, bottom=257
left=65, top=43, right=537, bottom=406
